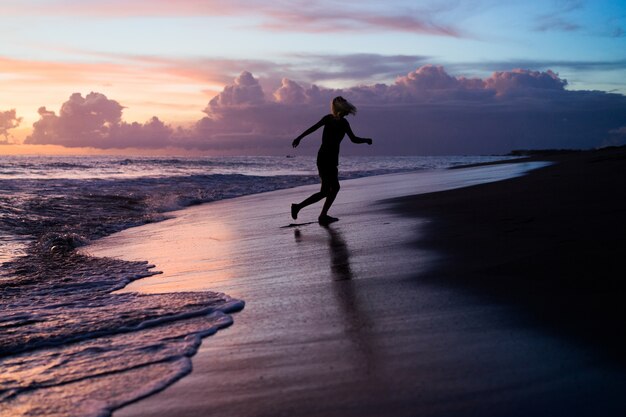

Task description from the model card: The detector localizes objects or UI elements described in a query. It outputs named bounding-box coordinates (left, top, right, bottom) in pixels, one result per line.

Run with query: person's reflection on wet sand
left=292, top=225, right=352, bottom=281
left=293, top=225, right=379, bottom=379
left=323, top=225, right=353, bottom=281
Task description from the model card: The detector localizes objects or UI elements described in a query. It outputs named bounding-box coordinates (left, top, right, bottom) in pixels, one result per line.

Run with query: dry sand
left=83, top=151, right=626, bottom=417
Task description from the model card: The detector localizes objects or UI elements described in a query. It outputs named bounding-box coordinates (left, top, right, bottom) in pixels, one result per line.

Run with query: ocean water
left=0, top=154, right=512, bottom=417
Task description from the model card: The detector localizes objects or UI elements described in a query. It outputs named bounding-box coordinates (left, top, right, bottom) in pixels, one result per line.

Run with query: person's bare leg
left=320, top=188, right=338, bottom=218
left=292, top=191, right=326, bottom=219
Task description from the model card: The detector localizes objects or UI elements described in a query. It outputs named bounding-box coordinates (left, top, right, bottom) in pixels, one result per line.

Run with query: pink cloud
left=484, top=69, right=567, bottom=95
left=260, top=6, right=461, bottom=37
left=2, top=1, right=462, bottom=37
left=0, top=0, right=241, bottom=18
left=206, top=71, right=266, bottom=110
left=274, top=78, right=308, bottom=104
left=361, top=13, right=460, bottom=37
left=25, top=93, right=174, bottom=149
left=533, top=2, right=583, bottom=33
left=0, top=109, right=22, bottom=144
left=395, top=65, right=465, bottom=90
left=21, top=66, right=626, bottom=154
left=0, top=53, right=435, bottom=109
left=0, top=56, right=131, bottom=84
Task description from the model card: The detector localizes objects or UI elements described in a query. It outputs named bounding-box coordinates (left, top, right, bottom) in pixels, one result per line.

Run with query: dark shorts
left=317, top=164, right=339, bottom=193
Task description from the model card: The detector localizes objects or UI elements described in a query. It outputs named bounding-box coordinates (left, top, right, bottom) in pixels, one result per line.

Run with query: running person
left=291, top=96, right=373, bottom=224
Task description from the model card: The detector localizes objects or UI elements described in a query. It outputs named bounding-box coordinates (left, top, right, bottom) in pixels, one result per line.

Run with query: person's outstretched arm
left=345, top=121, right=373, bottom=145
left=292, top=116, right=327, bottom=148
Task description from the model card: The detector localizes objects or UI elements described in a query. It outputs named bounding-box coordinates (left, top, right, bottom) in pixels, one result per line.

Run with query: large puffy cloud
left=206, top=71, right=265, bottom=109
left=23, top=66, right=626, bottom=154
left=396, top=65, right=465, bottom=91
left=192, top=73, right=321, bottom=152
left=274, top=78, right=307, bottom=104
left=25, top=92, right=174, bottom=148
left=197, top=66, right=626, bottom=154
left=0, top=109, right=22, bottom=144
left=484, top=69, right=567, bottom=95
left=194, top=66, right=626, bottom=153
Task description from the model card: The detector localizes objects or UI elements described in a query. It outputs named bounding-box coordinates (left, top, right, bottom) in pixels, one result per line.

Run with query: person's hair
left=331, top=96, right=357, bottom=117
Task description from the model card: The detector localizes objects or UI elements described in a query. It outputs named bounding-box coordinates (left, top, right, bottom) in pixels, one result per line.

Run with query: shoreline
left=80, top=151, right=626, bottom=417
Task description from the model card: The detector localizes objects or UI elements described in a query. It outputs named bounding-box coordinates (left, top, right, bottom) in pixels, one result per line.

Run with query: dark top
left=316, top=114, right=356, bottom=167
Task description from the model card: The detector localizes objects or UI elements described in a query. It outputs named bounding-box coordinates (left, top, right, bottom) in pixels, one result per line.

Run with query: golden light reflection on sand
left=96, top=216, right=239, bottom=294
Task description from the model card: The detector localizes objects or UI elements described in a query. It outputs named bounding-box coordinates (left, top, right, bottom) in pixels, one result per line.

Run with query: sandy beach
left=391, top=148, right=626, bottom=364
left=83, top=149, right=626, bottom=417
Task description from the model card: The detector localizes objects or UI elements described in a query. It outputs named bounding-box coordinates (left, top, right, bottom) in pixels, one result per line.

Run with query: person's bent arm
left=292, top=117, right=327, bottom=148
left=345, top=122, right=373, bottom=145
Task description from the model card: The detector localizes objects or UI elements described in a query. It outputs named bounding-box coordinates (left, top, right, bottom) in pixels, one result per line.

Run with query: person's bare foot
left=318, top=214, right=338, bottom=225
left=291, top=204, right=300, bottom=220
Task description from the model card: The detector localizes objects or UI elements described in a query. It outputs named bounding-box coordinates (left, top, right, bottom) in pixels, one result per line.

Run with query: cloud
left=534, top=16, right=581, bottom=32
left=103, top=52, right=432, bottom=87
left=25, top=93, right=174, bottom=148
left=0, top=55, right=140, bottom=84
left=206, top=71, right=266, bottom=109
left=274, top=78, right=307, bottom=104
left=484, top=69, right=567, bottom=95
left=288, top=53, right=431, bottom=84
left=533, top=0, right=583, bottom=32
left=259, top=5, right=462, bottom=37
left=0, top=109, right=22, bottom=144
left=450, top=58, right=626, bottom=73
left=1, top=1, right=464, bottom=37
left=22, top=66, right=626, bottom=154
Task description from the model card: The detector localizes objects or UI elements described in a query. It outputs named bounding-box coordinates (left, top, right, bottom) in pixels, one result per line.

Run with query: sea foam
left=0, top=252, right=243, bottom=417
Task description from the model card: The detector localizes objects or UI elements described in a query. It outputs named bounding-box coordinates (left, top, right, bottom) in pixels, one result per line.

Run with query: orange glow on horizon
left=0, top=144, right=227, bottom=157
left=0, top=56, right=224, bottom=136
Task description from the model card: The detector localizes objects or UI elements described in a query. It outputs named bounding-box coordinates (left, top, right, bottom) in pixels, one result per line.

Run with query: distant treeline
left=507, top=149, right=583, bottom=157
left=508, top=146, right=626, bottom=157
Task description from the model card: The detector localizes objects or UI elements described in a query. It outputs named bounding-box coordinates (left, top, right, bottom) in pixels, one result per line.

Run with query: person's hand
left=292, top=138, right=301, bottom=148
left=366, top=138, right=373, bottom=145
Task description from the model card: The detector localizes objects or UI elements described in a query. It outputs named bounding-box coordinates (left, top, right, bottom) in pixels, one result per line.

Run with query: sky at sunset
left=1, top=0, right=625, bottom=155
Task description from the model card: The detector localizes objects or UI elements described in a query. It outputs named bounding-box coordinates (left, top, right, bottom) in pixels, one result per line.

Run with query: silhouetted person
left=291, top=96, right=372, bottom=224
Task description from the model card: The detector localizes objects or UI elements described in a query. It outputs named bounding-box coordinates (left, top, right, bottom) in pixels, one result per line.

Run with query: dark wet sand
left=390, top=147, right=626, bottom=362
left=84, top=149, right=626, bottom=417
